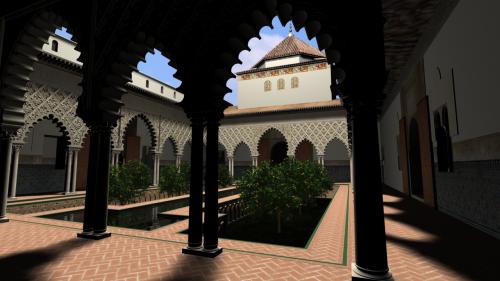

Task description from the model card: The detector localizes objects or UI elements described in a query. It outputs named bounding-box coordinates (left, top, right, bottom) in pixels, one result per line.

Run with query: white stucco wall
left=424, top=0, right=500, bottom=145
left=42, top=35, right=82, bottom=64
left=261, top=56, right=312, bottom=68
left=20, top=119, right=62, bottom=163
left=30, top=63, right=82, bottom=94
left=379, top=93, right=403, bottom=191
left=237, top=64, right=332, bottom=109
left=130, top=72, right=183, bottom=103
left=42, top=34, right=183, bottom=103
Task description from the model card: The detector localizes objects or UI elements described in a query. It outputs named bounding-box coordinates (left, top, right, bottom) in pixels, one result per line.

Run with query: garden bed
left=218, top=198, right=332, bottom=248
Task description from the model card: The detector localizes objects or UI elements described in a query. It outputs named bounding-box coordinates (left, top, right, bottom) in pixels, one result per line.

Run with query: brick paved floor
left=0, top=184, right=498, bottom=281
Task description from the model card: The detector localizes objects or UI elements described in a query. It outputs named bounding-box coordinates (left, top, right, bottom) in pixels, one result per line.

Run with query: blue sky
left=56, top=17, right=318, bottom=105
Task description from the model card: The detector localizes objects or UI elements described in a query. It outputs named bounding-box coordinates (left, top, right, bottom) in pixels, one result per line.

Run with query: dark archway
left=257, top=128, right=288, bottom=165
left=270, top=141, right=287, bottom=165
left=409, top=118, right=423, bottom=198
left=295, top=140, right=315, bottom=162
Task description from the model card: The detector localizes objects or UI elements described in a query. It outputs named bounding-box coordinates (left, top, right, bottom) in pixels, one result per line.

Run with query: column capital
left=11, top=143, right=24, bottom=151
left=67, top=146, right=81, bottom=152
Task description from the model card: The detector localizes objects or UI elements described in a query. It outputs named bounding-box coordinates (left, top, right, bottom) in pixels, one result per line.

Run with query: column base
left=182, top=246, right=223, bottom=258
left=8, top=197, right=17, bottom=200
left=0, top=217, right=9, bottom=223
left=77, top=231, right=111, bottom=240
left=352, top=264, right=393, bottom=281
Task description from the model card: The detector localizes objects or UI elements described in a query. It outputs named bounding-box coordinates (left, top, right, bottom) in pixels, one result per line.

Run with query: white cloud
left=231, top=33, right=285, bottom=74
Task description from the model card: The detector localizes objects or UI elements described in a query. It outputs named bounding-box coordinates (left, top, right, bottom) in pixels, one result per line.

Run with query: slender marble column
left=251, top=156, right=258, bottom=167
left=64, top=149, right=74, bottom=195
left=175, top=154, right=182, bottom=169
left=317, top=154, right=325, bottom=166
left=203, top=116, right=222, bottom=256
left=9, top=143, right=22, bottom=199
left=0, top=136, right=13, bottom=222
left=228, top=156, right=234, bottom=178
left=152, top=152, right=160, bottom=186
left=71, top=149, right=79, bottom=193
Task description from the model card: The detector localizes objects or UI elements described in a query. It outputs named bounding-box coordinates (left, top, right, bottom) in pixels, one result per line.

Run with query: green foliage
left=238, top=158, right=332, bottom=233
left=109, top=160, right=151, bottom=205
left=218, top=164, right=232, bottom=188
left=159, top=164, right=190, bottom=196
left=124, top=160, right=152, bottom=191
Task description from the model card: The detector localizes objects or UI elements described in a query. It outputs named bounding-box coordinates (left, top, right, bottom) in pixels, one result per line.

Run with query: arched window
left=278, top=78, right=285, bottom=90
left=291, top=77, right=299, bottom=88
left=51, top=40, right=59, bottom=52
left=160, top=86, right=164, bottom=93
left=173, top=91, right=177, bottom=99
left=264, top=80, right=272, bottom=92
left=145, top=80, right=150, bottom=88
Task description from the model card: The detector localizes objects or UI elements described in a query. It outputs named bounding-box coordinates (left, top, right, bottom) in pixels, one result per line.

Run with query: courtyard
left=1, top=184, right=498, bottom=281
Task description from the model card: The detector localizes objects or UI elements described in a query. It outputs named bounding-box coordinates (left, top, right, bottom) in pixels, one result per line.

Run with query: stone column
left=251, top=156, right=258, bottom=167
left=71, top=148, right=79, bottom=193
left=175, top=154, right=183, bottom=169
left=350, top=105, right=391, bottom=280
left=152, top=151, right=160, bottom=186
left=78, top=124, right=112, bottom=240
left=183, top=116, right=204, bottom=253
left=203, top=115, right=222, bottom=256
left=0, top=135, right=13, bottom=223
left=9, top=143, right=22, bottom=199
left=228, top=156, right=234, bottom=178
left=64, top=148, right=74, bottom=195
left=317, top=154, right=325, bottom=166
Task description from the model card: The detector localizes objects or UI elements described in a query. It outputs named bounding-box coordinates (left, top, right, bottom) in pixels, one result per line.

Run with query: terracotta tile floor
left=0, top=184, right=498, bottom=281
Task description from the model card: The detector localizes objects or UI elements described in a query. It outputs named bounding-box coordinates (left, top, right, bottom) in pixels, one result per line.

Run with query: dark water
left=40, top=187, right=240, bottom=230
left=40, top=203, right=186, bottom=230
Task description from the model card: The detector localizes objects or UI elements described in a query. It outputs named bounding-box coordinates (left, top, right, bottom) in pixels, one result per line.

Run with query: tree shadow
left=163, top=254, right=219, bottom=281
left=0, top=238, right=91, bottom=281
left=383, top=187, right=500, bottom=281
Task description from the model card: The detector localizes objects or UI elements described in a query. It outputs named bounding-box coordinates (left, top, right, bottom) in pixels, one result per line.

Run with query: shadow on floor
left=0, top=238, right=90, bottom=281
left=164, top=254, right=219, bottom=281
left=383, top=187, right=500, bottom=281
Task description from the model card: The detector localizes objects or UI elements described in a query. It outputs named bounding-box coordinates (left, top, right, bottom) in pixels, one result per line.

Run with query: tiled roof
left=224, top=99, right=343, bottom=117
left=253, top=35, right=325, bottom=68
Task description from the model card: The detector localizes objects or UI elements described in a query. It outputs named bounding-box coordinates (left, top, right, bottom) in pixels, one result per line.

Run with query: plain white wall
left=237, top=64, right=332, bottom=109
left=379, top=93, right=403, bottom=191
left=424, top=0, right=500, bottom=144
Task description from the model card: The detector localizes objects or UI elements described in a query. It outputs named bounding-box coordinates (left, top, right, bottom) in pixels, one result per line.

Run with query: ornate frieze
left=239, top=62, right=328, bottom=81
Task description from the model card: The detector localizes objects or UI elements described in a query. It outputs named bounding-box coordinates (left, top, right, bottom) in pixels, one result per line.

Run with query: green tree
left=218, top=164, right=232, bottom=188
left=108, top=160, right=151, bottom=205
left=238, top=159, right=332, bottom=234
left=159, top=164, right=188, bottom=196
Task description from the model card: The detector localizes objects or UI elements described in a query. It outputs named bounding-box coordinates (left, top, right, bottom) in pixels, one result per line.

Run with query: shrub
left=159, top=164, right=189, bottom=196
left=109, top=160, right=151, bottom=205
left=238, top=158, right=332, bottom=233
left=218, top=164, right=232, bottom=188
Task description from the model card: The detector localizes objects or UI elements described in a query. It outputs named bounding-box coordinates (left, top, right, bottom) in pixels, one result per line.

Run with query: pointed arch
left=121, top=113, right=158, bottom=150
left=0, top=11, right=85, bottom=133
left=294, top=138, right=318, bottom=161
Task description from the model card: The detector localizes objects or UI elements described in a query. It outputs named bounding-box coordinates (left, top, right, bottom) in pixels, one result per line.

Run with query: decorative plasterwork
left=14, top=85, right=348, bottom=159
left=13, top=82, right=88, bottom=147
left=219, top=119, right=349, bottom=158
left=239, top=62, right=328, bottom=81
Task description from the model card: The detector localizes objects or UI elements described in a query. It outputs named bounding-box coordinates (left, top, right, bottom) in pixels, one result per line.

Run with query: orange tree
left=238, top=158, right=332, bottom=233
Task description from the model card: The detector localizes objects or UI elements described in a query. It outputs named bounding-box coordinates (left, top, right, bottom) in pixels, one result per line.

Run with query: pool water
left=40, top=204, right=186, bottom=231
